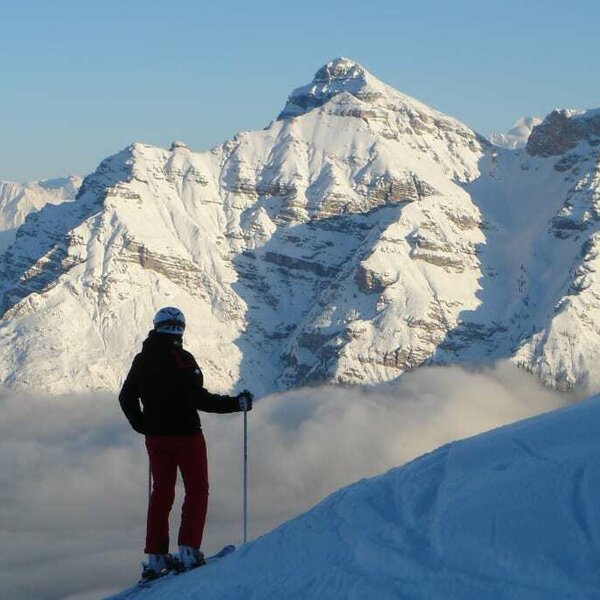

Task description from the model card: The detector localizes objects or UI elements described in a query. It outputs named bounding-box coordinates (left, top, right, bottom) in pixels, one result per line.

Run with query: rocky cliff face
left=0, top=59, right=599, bottom=394
left=526, top=109, right=600, bottom=157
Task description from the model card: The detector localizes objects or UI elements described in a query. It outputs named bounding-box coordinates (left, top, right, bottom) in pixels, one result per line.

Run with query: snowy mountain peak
left=314, top=56, right=367, bottom=84
left=278, top=57, right=397, bottom=120
left=0, top=175, right=82, bottom=253
left=489, top=116, right=542, bottom=149
left=277, top=58, right=483, bottom=157
left=527, top=107, right=600, bottom=157
left=170, top=140, right=189, bottom=151
left=35, top=175, right=81, bottom=195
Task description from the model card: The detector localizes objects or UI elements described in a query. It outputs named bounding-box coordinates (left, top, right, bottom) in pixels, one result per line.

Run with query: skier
left=119, top=306, right=253, bottom=581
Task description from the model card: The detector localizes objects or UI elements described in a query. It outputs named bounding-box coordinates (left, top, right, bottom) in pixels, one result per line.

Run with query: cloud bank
left=0, top=363, right=574, bottom=599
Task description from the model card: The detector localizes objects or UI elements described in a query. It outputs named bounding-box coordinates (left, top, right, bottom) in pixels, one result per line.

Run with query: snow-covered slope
left=0, top=59, right=489, bottom=393
left=0, top=176, right=81, bottom=252
left=510, top=108, right=600, bottom=390
left=108, top=395, right=600, bottom=600
left=0, top=59, right=599, bottom=394
left=489, top=117, right=542, bottom=149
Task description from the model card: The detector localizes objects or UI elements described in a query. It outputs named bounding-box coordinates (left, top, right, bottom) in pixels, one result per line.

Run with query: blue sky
left=1, top=0, right=598, bottom=182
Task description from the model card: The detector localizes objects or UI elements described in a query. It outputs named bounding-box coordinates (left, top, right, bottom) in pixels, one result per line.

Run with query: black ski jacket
left=119, top=331, right=240, bottom=435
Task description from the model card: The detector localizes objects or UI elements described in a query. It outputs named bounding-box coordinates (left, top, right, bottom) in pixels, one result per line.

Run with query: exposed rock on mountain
left=526, top=109, right=600, bottom=157
left=0, top=59, right=599, bottom=394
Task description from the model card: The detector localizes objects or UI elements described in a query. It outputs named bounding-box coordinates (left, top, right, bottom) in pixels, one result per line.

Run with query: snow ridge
left=110, top=394, right=600, bottom=599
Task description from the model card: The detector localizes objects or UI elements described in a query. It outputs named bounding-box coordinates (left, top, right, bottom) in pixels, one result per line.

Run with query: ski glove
left=237, top=389, right=254, bottom=412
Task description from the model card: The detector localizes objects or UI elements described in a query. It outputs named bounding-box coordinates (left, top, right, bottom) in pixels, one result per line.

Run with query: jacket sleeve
left=119, top=355, right=146, bottom=434
left=188, top=358, right=240, bottom=414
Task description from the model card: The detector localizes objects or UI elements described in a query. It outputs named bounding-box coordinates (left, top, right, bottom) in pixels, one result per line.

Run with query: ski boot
left=178, top=545, right=206, bottom=570
left=140, top=553, right=182, bottom=582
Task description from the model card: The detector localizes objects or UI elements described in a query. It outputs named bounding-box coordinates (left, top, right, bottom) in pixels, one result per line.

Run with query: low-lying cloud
left=0, top=363, right=576, bottom=599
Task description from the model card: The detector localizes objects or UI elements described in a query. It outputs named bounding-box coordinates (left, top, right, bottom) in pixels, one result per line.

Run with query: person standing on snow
left=119, top=306, right=253, bottom=581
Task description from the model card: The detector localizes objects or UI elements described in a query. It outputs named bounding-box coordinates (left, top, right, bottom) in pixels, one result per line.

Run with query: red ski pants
left=144, top=432, right=209, bottom=554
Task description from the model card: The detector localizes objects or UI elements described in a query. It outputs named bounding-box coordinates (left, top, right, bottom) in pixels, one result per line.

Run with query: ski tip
left=206, top=544, right=236, bottom=561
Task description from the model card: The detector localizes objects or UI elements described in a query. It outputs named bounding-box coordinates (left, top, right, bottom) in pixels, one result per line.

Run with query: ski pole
left=148, top=462, right=152, bottom=506
left=243, top=405, right=248, bottom=544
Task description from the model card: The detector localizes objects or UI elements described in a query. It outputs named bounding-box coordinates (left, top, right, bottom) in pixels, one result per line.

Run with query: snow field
left=117, top=394, right=600, bottom=600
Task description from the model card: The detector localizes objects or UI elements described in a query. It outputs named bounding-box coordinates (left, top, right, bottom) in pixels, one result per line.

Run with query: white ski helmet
left=153, top=307, right=186, bottom=335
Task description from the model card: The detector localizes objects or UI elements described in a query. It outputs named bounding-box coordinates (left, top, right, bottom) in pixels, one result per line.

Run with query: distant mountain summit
left=277, top=57, right=436, bottom=121
left=489, top=117, right=542, bottom=149
left=0, top=176, right=81, bottom=252
left=278, top=57, right=486, bottom=151
left=278, top=57, right=370, bottom=119
left=0, top=60, right=599, bottom=394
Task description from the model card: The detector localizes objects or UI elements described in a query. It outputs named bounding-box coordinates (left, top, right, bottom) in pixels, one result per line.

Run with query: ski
left=205, top=543, right=236, bottom=563
left=107, top=545, right=236, bottom=599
